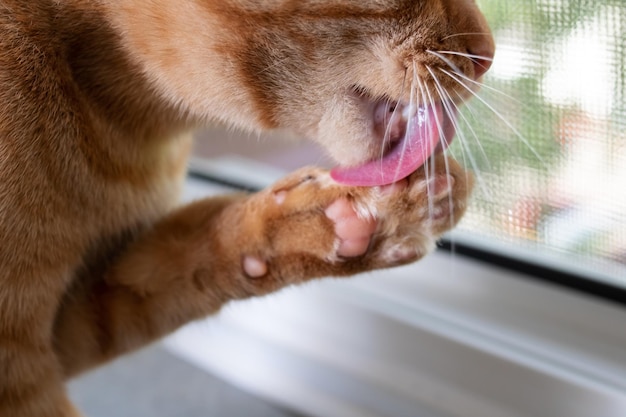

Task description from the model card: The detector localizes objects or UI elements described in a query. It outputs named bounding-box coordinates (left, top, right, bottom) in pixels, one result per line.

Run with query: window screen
left=452, top=0, right=625, bottom=286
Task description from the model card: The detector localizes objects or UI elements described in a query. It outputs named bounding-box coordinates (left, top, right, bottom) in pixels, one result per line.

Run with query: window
left=450, top=0, right=626, bottom=288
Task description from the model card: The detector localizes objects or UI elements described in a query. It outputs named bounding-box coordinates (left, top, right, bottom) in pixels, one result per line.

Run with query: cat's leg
left=0, top=268, right=84, bottom=416
left=54, top=155, right=472, bottom=378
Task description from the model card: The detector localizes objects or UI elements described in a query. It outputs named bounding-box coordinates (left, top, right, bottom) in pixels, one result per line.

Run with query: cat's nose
left=468, top=40, right=494, bottom=80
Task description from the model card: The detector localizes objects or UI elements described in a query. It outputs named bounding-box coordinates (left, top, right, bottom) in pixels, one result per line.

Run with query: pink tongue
left=330, top=104, right=444, bottom=186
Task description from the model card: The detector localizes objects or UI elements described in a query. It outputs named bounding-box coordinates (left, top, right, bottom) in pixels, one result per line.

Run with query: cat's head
left=227, top=0, right=495, bottom=185
left=112, top=0, right=494, bottom=186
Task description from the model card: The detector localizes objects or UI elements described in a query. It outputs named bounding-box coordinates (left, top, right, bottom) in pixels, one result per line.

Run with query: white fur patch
left=352, top=198, right=378, bottom=221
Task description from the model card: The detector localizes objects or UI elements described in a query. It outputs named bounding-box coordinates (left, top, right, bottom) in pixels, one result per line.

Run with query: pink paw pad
left=324, top=198, right=377, bottom=258
left=243, top=256, right=268, bottom=278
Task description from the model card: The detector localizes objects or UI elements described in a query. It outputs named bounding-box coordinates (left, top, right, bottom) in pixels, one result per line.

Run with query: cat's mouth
left=330, top=99, right=456, bottom=186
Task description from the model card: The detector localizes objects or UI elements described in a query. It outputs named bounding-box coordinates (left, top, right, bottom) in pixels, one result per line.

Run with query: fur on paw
left=239, top=155, right=472, bottom=284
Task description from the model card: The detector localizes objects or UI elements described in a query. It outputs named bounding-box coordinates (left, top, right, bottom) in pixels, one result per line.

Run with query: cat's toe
left=407, top=156, right=473, bottom=234
left=324, top=198, right=377, bottom=258
left=382, top=242, right=421, bottom=265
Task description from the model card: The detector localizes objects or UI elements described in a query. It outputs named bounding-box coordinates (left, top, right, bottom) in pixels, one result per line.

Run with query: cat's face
left=113, top=0, right=494, bottom=185
left=225, top=0, right=494, bottom=184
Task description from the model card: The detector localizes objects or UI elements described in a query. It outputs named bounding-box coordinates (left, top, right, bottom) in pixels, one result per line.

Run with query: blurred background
left=453, top=0, right=626, bottom=286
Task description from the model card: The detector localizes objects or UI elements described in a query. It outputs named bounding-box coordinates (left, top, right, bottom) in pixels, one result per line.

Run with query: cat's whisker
left=414, top=66, right=443, bottom=221
left=381, top=69, right=409, bottom=183
left=395, top=68, right=418, bottom=183
left=439, top=68, right=548, bottom=170
left=397, top=69, right=415, bottom=183
left=440, top=32, right=492, bottom=41
left=442, top=66, right=523, bottom=105
left=411, top=62, right=424, bottom=151
left=449, top=87, right=493, bottom=172
left=417, top=75, right=436, bottom=180
left=437, top=50, right=494, bottom=63
left=426, top=50, right=465, bottom=78
left=426, top=67, right=497, bottom=205
left=426, top=67, right=459, bottom=226
left=413, top=72, right=435, bottom=222
left=435, top=68, right=526, bottom=202
left=444, top=90, right=495, bottom=202
left=416, top=70, right=437, bottom=163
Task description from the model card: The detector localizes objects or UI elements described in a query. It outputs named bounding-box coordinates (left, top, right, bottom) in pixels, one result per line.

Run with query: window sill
left=167, top=159, right=626, bottom=417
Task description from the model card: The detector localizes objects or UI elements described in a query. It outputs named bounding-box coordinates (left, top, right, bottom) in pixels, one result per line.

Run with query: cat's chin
left=330, top=99, right=457, bottom=187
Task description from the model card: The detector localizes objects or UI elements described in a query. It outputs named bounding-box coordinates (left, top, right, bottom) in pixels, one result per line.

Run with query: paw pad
left=324, top=198, right=377, bottom=258
left=243, top=256, right=267, bottom=278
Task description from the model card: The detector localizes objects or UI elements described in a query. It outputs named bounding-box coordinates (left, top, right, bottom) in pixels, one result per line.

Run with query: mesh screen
left=452, top=0, right=626, bottom=285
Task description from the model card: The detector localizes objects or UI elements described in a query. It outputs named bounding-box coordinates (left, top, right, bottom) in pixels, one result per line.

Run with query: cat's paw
left=235, top=154, right=472, bottom=291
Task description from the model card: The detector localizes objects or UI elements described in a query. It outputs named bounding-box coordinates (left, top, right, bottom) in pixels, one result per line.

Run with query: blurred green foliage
left=452, top=0, right=626, bottom=277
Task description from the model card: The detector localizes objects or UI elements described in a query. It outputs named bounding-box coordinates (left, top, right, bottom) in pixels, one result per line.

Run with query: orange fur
left=0, top=1, right=491, bottom=415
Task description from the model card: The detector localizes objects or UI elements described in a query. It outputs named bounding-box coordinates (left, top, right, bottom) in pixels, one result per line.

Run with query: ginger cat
left=0, top=0, right=493, bottom=415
